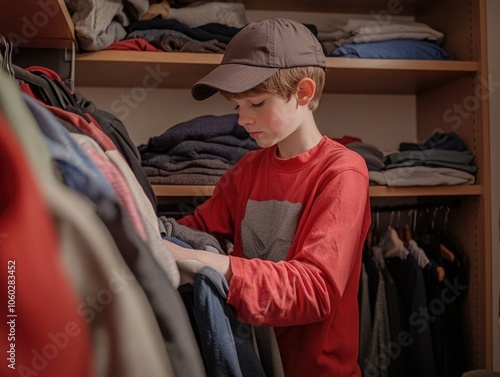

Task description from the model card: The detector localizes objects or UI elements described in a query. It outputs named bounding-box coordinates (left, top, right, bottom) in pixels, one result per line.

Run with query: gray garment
left=49, top=186, right=175, bottom=377
left=144, top=212, right=181, bottom=288
left=347, top=141, right=385, bottom=159
left=144, top=165, right=229, bottom=178
left=385, top=149, right=477, bottom=174
left=149, top=173, right=223, bottom=185
left=347, top=142, right=386, bottom=169
left=350, top=150, right=386, bottom=170
left=385, top=160, right=477, bottom=174
left=159, top=34, right=227, bottom=53
left=0, top=74, right=54, bottom=183
left=65, top=0, right=148, bottom=50
left=128, top=28, right=194, bottom=42
left=77, top=21, right=127, bottom=51
left=318, top=19, right=443, bottom=52
left=160, top=216, right=224, bottom=254
left=142, top=154, right=233, bottom=172
left=167, top=139, right=257, bottom=164
left=253, top=326, right=285, bottom=377
left=167, top=2, right=247, bottom=28
left=365, top=247, right=391, bottom=377
left=358, top=263, right=372, bottom=365
left=143, top=153, right=231, bottom=183
left=369, top=166, right=476, bottom=186
left=387, top=149, right=474, bottom=165
left=138, top=114, right=254, bottom=155
left=143, top=156, right=233, bottom=172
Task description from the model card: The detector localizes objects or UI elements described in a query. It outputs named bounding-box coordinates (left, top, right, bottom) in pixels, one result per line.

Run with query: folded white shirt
left=369, top=166, right=475, bottom=186
left=169, top=2, right=247, bottom=28
left=319, top=18, right=444, bottom=46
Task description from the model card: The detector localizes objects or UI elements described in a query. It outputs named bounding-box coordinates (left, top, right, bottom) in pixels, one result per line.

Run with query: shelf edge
left=76, top=51, right=479, bottom=73
left=153, top=184, right=483, bottom=197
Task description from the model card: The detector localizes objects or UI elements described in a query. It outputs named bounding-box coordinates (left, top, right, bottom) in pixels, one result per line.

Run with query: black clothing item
left=363, top=254, right=380, bottom=323
left=399, top=132, right=467, bottom=152
left=126, top=18, right=240, bottom=44
left=381, top=267, right=408, bottom=377
left=386, top=255, right=437, bottom=377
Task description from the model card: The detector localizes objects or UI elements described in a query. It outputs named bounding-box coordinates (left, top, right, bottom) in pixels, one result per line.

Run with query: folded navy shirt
left=331, top=39, right=454, bottom=60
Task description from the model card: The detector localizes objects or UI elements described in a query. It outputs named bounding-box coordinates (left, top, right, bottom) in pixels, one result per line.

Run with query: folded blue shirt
left=331, top=39, right=454, bottom=60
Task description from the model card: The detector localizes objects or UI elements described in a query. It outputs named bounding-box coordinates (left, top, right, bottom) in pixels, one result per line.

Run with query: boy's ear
left=296, top=78, right=316, bottom=106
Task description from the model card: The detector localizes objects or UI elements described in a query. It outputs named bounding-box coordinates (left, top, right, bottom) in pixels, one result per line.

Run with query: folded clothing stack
left=139, top=113, right=260, bottom=185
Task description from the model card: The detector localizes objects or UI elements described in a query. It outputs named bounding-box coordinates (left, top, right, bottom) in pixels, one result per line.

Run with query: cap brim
left=191, top=64, right=279, bottom=101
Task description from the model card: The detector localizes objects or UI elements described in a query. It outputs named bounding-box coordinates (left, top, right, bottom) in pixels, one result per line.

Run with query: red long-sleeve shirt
left=179, top=136, right=371, bottom=376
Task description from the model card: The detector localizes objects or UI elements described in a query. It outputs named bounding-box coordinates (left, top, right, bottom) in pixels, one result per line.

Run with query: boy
left=165, top=18, right=371, bottom=377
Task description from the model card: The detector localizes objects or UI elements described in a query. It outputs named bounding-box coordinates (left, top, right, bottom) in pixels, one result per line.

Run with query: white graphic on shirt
left=241, top=199, right=301, bottom=261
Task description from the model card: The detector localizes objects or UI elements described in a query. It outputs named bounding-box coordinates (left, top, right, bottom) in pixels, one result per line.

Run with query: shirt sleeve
left=177, top=165, right=237, bottom=241
left=227, top=168, right=371, bottom=327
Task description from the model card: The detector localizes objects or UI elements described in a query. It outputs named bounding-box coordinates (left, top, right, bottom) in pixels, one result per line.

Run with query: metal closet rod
left=370, top=200, right=461, bottom=213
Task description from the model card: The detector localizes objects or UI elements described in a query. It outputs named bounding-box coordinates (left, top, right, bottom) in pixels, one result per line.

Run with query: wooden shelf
left=152, top=184, right=482, bottom=198
left=326, top=58, right=478, bottom=94
left=0, top=0, right=74, bottom=48
left=368, top=184, right=482, bottom=197
left=153, top=185, right=216, bottom=197
left=75, top=51, right=222, bottom=90
left=75, top=51, right=478, bottom=94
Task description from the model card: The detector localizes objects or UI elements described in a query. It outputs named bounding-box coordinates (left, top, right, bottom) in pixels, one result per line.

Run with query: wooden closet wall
left=1, top=0, right=493, bottom=370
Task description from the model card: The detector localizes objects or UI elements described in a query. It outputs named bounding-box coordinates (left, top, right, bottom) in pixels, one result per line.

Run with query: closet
left=0, top=0, right=492, bottom=372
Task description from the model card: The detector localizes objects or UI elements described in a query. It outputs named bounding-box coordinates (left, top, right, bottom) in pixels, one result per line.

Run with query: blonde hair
left=221, top=66, right=325, bottom=111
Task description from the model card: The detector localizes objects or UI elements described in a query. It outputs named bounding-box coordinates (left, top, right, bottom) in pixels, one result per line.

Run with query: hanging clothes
left=0, top=110, right=95, bottom=377
left=361, top=206, right=469, bottom=377
left=0, top=69, right=176, bottom=377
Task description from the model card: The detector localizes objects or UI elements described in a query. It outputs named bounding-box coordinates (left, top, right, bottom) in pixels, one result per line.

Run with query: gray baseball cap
left=191, top=18, right=326, bottom=101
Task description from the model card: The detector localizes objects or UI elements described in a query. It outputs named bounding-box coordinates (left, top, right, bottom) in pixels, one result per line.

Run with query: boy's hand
left=164, top=239, right=233, bottom=282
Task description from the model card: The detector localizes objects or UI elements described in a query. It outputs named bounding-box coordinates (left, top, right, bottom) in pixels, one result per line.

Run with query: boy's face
left=229, top=92, right=303, bottom=149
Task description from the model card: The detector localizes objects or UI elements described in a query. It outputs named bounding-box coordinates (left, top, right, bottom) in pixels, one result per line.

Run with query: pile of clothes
left=139, top=113, right=260, bottom=185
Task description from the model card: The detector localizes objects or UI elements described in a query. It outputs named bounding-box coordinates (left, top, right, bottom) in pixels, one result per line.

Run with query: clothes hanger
left=440, top=244, right=455, bottom=262
left=13, top=64, right=67, bottom=109
left=436, top=206, right=456, bottom=262
left=405, top=223, right=445, bottom=281
left=32, top=71, right=72, bottom=109
left=379, top=211, right=409, bottom=260
left=394, top=210, right=406, bottom=244
left=51, top=75, right=77, bottom=107
left=430, top=206, right=456, bottom=262
left=412, top=207, right=446, bottom=281
left=0, top=35, right=14, bottom=77
left=0, top=35, right=65, bottom=109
